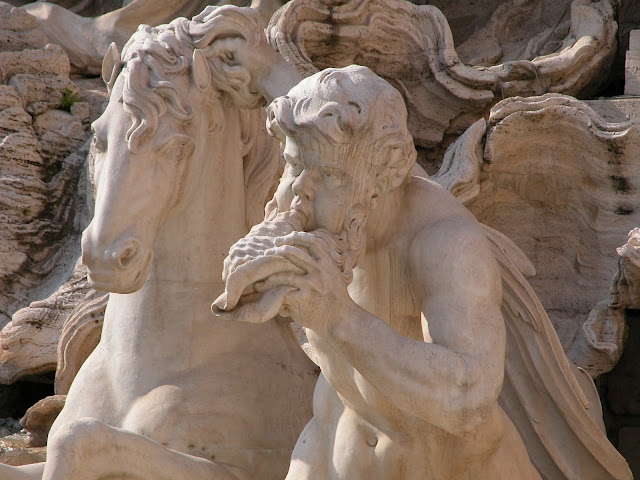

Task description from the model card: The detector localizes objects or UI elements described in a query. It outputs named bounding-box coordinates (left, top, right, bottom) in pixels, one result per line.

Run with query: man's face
left=273, top=136, right=365, bottom=233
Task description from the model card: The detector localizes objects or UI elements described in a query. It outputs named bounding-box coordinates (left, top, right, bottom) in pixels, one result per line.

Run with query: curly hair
left=111, top=6, right=281, bottom=227
left=266, top=65, right=416, bottom=196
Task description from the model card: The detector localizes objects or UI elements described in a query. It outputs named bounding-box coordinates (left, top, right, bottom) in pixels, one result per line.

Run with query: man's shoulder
left=403, top=187, right=498, bottom=291
left=404, top=176, right=486, bottom=251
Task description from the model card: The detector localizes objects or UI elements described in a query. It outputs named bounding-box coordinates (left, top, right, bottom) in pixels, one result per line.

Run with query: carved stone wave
left=268, top=0, right=617, bottom=164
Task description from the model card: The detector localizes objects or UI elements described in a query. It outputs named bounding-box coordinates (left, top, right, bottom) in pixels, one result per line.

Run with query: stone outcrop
left=433, top=93, right=640, bottom=378
left=567, top=228, right=640, bottom=377
left=0, top=3, right=101, bottom=386
left=19, top=394, right=66, bottom=447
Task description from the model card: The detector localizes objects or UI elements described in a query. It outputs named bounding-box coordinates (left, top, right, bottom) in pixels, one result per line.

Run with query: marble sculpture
left=0, top=6, right=318, bottom=480
left=0, top=1, right=636, bottom=479
left=212, top=56, right=633, bottom=479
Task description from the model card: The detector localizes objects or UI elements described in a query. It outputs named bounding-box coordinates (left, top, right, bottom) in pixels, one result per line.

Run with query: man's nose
left=292, top=169, right=314, bottom=199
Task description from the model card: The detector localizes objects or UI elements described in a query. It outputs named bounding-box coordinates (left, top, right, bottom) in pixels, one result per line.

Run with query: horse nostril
left=116, top=242, right=140, bottom=269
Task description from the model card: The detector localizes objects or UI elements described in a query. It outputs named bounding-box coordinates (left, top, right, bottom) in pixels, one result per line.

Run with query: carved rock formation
left=566, top=228, right=640, bottom=377
left=434, top=93, right=640, bottom=372
left=268, top=0, right=617, bottom=164
left=0, top=3, right=104, bottom=387
left=0, top=3, right=91, bottom=328
left=19, top=394, right=66, bottom=447
left=54, top=288, right=107, bottom=395
left=0, top=260, right=94, bottom=384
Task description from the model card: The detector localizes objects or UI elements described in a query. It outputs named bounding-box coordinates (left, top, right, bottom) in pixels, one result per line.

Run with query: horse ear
left=102, top=42, right=122, bottom=92
left=192, top=49, right=211, bottom=91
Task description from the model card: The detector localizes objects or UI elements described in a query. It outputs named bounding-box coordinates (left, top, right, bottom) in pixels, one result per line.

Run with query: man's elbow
left=445, top=377, right=502, bottom=437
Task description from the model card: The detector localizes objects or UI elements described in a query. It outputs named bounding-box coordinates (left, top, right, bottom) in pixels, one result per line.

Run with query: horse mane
left=116, top=7, right=282, bottom=228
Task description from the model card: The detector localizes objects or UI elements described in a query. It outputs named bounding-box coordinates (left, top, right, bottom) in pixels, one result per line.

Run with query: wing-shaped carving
left=488, top=228, right=632, bottom=480
left=467, top=93, right=636, bottom=352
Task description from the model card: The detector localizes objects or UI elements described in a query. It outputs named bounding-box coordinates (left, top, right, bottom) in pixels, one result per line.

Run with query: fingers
left=274, top=232, right=332, bottom=263
left=217, top=256, right=303, bottom=310
left=254, top=271, right=311, bottom=294
left=263, top=245, right=320, bottom=276
left=212, top=286, right=295, bottom=324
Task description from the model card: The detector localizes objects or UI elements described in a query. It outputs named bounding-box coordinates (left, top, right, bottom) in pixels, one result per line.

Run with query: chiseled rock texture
left=0, top=3, right=96, bottom=382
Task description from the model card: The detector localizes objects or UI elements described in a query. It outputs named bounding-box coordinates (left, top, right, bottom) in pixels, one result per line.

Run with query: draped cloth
left=484, top=225, right=632, bottom=480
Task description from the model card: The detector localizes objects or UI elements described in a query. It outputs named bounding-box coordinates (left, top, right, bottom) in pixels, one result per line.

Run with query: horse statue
left=1, top=6, right=317, bottom=480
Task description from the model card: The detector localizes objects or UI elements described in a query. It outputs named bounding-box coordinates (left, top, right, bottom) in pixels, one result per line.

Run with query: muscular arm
left=325, top=218, right=505, bottom=436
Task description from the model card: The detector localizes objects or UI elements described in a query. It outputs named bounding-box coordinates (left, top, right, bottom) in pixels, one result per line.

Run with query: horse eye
left=92, top=134, right=107, bottom=153
left=167, top=145, right=187, bottom=163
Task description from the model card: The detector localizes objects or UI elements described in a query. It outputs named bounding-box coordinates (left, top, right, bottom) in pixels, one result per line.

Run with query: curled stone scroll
left=268, top=0, right=617, bottom=163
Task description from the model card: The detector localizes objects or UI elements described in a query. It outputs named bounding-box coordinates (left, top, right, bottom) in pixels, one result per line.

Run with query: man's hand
left=253, top=232, right=352, bottom=334
left=214, top=232, right=352, bottom=334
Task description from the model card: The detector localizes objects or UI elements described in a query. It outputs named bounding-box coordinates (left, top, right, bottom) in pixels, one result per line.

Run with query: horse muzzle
left=81, top=232, right=153, bottom=294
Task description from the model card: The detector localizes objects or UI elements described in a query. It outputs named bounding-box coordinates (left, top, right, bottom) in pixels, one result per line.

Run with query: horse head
left=82, top=7, right=281, bottom=294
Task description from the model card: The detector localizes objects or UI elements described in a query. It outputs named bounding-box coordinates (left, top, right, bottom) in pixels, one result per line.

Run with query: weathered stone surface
left=0, top=261, right=92, bottom=385
left=0, top=3, right=47, bottom=51
left=0, top=446, right=46, bottom=466
left=8, top=74, right=79, bottom=110
left=0, top=85, right=20, bottom=110
left=566, top=228, right=640, bottom=377
left=0, top=44, right=69, bottom=84
left=268, top=0, right=618, bottom=164
left=466, top=95, right=639, bottom=352
left=0, top=2, right=93, bottom=355
left=20, top=395, right=66, bottom=447
left=430, top=93, right=640, bottom=378
left=625, top=30, right=640, bottom=95
left=55, top=288, right=106, bottom=395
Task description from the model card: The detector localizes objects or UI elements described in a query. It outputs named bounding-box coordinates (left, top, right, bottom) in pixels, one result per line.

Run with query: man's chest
left=349, top=246, right=423, bottom=340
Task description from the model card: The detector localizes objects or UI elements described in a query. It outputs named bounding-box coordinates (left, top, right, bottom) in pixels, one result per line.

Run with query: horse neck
left=100, top=102, right=251, bottom=372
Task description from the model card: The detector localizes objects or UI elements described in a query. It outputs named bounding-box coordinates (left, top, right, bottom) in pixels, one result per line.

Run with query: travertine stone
left=268, top=0, right=617, bottom=163
left=0, top=44, right=69, bottom=83
left=54, top=289, right=107, bottom=395
left=0, top=5, right=92, bottom=332
left=0, top=260, right=93, bottom=385
left=216, top=62, right=631, bottom=479
left=625, top=30, right=640, bottom=95
left=460, top=95, right=640, bottom=358
left=20, top=395, right=66, bottom=447
left=566, top=228, right=640, bottom=377
left=0, top=2, right=47, bottom=51
left=8, top=74, right=79, bottom=110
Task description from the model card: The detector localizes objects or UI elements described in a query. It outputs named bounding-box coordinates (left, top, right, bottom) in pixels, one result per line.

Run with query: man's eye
left=321, top=169, right=343, bottom=185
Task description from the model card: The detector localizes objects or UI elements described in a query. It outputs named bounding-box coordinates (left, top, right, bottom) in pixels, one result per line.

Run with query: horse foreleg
left=0, top=462, right=45, bottom=480
left=43, top=418, right=247, bottom=480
